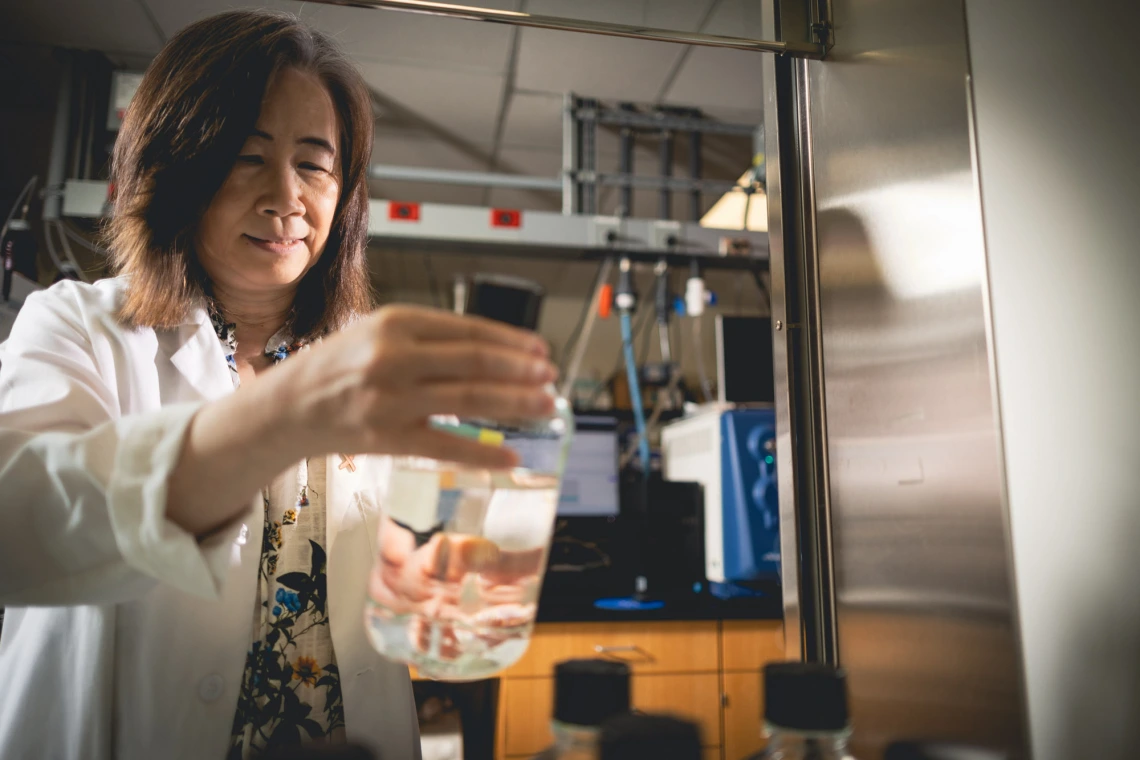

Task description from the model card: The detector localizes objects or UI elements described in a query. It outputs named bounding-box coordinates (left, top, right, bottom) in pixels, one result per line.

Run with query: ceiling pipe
left=301, top=0, right=825, bottom=57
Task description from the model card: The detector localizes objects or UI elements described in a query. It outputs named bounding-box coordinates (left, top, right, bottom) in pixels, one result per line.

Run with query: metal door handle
left=594, top=645, right=656, bottom=663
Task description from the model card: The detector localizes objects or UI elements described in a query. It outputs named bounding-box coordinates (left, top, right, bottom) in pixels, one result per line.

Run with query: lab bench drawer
left=504, top=620, right=720, bottom=677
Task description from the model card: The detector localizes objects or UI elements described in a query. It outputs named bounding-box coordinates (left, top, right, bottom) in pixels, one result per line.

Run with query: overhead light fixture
left=699, top=170, right=767, bottom=232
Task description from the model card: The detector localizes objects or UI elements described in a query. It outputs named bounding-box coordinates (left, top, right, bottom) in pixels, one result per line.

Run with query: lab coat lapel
left=165, top=310, right=234, bottom=401
left=325, top=455, right=419, bottom=759
left=325, top=454, right=356, bottom=544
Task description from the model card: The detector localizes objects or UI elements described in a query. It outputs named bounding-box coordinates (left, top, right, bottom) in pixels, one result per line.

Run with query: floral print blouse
left=211, top=310, right=345, bottom=758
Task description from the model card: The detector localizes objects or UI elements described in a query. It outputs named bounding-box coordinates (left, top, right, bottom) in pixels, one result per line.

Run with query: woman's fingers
left=409, top=382, right=556, bottom=421
left=402, top=427, right=521, bottom=470
left=403, top=343, right=557, bottom=384
left=376, top=305, right=548, bottom=356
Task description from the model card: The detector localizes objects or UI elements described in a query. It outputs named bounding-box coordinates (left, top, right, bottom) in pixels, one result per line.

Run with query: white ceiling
left=0, top=0, right=767, bottom=218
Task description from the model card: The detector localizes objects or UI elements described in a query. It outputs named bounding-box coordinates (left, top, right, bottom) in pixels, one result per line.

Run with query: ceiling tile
left=291, top=0, right=517, bottom=74
left=0, top=0, right=161, bottom=55
left=145, top=0, right=517, bottom=74
left=372, top=134, right=495, bottom=172
left=3, top=0, right=765, bottom=201
left=494, top=146, right=562, bottom=176
left=524, top=0, right=712, bottom=31
left=500, top=92, right=565, bottom=149
left=371, top=143, right=563, bottom=211
left=662, top=47, right=764, bottom=112
left=145, top=0, right=299, bottom=44
left=701, top=0, right=766, bottom=38
left=360, top=60, right=505, bottom=147
left=515, top=27, right=677, bottom=102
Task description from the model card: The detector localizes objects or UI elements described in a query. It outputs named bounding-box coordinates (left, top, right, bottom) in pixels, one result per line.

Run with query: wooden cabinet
left=722, top=620, right=786, bottom=672
left=723, top=671, right=766, bottom=760
left=506, top=620, right=719, bottom=677
left=500, top=672, right=722, bottom=757
left=495, top=619, right=784, bottom=760
left=720, top=620, right=783, bottom=759
left=500, top=677, right=554, bottom=757
left=632, top=673, right=722, bottom=748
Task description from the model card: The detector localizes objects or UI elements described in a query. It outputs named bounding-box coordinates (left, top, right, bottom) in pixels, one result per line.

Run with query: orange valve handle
left=598, top=284, right=614, bottom=319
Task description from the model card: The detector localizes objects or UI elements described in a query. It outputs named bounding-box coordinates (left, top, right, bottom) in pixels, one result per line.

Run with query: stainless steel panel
left=760, top=4, right=802, bottom=663
left=801, top=0, right=1028, bottom=756
left=966, top=3, right=1140, bottom=758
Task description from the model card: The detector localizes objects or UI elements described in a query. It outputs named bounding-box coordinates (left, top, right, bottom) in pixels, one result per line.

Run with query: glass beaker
left=365, top=391, right=574, bottom=681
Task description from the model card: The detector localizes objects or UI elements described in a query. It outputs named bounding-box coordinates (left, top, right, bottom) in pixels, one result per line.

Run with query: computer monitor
left=464, top=273, right=545, bottom=330
left=716, top=315, right=775, bottom=404
left=557, top=415, right=620, bottom=518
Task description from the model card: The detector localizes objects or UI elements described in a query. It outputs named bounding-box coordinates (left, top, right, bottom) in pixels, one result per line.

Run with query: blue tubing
left=620, top=311, right=651, bottom=473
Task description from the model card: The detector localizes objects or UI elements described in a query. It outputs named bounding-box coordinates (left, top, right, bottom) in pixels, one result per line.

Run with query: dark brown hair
left=107, top=9, right=373, bottom=339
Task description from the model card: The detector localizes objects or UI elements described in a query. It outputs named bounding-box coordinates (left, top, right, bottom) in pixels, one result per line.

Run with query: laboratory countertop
left=534, top=587, right=783, bottom=623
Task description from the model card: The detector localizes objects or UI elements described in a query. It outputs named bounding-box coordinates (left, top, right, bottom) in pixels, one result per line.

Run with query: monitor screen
left=557, top=416, right=620, bottom=517
left=716, top=315, right=775, bottom=404
left=466, top=275, right=544, bottom=330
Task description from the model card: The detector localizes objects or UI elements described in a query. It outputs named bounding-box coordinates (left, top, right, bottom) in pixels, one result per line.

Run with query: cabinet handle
left=594, top=645, right=656, bottom=663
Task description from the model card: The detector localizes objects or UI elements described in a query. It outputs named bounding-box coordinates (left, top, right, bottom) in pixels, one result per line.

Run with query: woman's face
left=196, top=67, right=341, bottom=299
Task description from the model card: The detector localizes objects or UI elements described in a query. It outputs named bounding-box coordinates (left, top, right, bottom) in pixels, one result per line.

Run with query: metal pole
left=367, top=164, right=743, bottom=194
left=43, top=51, right=73, bottom=221
left=562, top=92, right=577, bottom=215
left=689, top=114, right=703, bottom=221
left=770, top=51, right=838, bottom=667
left=367, top=164, right=563, bottom=190
left=560, top=257, right=614, bottom=399
left=598, top=174, right=743, bottom=194
left=582, top=97, right=598, bottom=214
left=659, top=126, right=674, bottom=220
left=582, top=106, right=758, bottom=136
left=452, top=276, right=467, bottom=315
left=574, top=97, right=586, bottom=214
left=301, top=0, right=826, bottom=57
left=618, top=103, right=635, bottom=218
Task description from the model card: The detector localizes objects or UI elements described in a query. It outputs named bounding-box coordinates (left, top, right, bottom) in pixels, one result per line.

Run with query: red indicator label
left=389, top=201, right=421, bottom=221
left=491, top=208, right=522, bottom=228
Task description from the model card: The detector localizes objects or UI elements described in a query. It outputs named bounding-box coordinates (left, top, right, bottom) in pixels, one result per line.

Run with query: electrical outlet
left=650, top=220, right=682, bottom=250
left=589, top=216, right=622, bottom=247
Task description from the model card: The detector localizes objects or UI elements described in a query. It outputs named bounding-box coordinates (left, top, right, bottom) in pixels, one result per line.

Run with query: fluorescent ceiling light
left=699, top=170, right=767, bottom=232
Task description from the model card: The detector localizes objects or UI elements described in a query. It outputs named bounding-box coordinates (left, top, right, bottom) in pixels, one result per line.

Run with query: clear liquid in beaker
left=365, top=462, right=559, bottom=680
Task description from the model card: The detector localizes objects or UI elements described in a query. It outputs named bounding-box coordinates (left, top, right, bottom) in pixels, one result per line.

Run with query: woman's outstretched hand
left=278, top=305, right=558, bottom=469
left=167, top=306, right=557, bottom=537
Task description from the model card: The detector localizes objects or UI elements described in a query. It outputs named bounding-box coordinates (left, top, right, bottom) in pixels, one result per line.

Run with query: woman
left=0, top=10, right=556, bottom=760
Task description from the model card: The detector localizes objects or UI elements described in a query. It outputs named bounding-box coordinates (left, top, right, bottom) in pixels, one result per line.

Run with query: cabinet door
left=721, top=620, right=785, bottom=672
left=506, top=621, right=720, bottom=677
left=501, top=677, right=554, bottom=757
left=723, top=671, right=766, bottom=760
left=501, top=673, right=725, bottom=757
left=632, top=673, right=723, bottom=750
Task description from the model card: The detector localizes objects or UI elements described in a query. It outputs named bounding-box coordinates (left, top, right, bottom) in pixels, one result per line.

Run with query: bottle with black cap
left=755, top=662, right=855, bottom=760
left=533, top=658, right=632, bottom=760
left=598, top=713, right=703, bottom=760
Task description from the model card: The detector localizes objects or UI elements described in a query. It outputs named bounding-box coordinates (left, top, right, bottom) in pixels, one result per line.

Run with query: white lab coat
left=0, top=277, right=420, bottom=760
